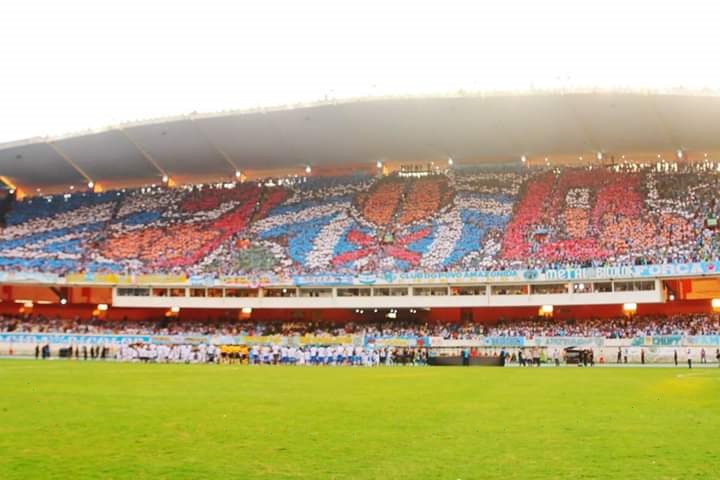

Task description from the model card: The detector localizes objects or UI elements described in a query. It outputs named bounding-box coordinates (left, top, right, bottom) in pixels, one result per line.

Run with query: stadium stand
left=0, top=165, right=718, bottom=276
left=3, top=313, right=719, bottom=339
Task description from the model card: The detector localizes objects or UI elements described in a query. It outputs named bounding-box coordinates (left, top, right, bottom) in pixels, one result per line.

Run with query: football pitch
left=1, top=361, right=719, bottom=479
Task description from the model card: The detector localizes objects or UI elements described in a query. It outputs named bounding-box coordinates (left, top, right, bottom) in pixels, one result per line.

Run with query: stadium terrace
left=0, top=93, right=719, bottom=357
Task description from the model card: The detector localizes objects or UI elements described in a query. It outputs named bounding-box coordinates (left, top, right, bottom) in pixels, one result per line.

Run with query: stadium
left=3, top=2, right=720, bottom=478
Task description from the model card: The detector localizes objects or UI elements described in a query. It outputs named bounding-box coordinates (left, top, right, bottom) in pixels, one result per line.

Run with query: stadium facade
left=0, top=91, right=719, bottom=323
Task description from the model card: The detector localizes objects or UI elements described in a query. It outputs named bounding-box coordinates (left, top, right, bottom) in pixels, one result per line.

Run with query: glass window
left=531, top=283, right=569, bottom=295
left=337, top=288, right=371, bottom=297
left=452, top=286, right=486, bottom=296
left=491, top=285, right=529, bottom=295
left=264, top=288, right=296, bottom=297
left=299, top=288, right=332, bottom=297
left=117, top=288, right=150, bottom=297
left=594, top=282, right=612, bottom=293
left=572, top=283, right=593, bottom=293
left=225, top=288, right=258, bottom=298
left=373, top=287, right=409, bottom=296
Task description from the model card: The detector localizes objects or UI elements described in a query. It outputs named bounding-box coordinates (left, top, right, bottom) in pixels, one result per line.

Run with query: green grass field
left=1, top=361, right=719, bottom=479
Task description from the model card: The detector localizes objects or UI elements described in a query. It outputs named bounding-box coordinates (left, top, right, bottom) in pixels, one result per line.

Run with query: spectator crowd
left=3, top=312, right=719, bottom=340
left=0, top=164, right=718, bottom=277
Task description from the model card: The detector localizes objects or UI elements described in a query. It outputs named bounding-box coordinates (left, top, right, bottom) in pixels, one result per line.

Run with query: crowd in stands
left=3, top=313, right=719, bottom=339
left=1, top=164, right=719, bottom=277
left=500, top=165, right=720, bottom=269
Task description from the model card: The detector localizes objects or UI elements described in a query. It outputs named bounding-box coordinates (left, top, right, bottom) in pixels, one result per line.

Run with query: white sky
left=1, top=0, right=719, bottom=143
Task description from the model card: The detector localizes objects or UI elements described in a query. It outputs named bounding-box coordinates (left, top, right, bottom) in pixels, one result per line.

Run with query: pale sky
left=1, top=0, right=718, bottom=143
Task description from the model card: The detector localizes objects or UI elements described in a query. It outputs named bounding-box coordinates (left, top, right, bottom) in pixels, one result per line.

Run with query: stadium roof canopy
left=2, top=91, right=720, bottom=191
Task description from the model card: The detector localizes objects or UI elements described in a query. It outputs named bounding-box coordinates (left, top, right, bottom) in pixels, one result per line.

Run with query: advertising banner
left=631, top=335, right=683, bottom=347
left=4, top=260, right=720, bottom=288
left=0, top=271, right=62, bottom=284
left=297, top=335, right=353, bottom=345
left=292, top=275, right=354, bottom=286
left=428, top=337, right=485, bottom=348
left=685, top=335, right=720, bottom=346
left=0, top=333, right=151, bottom=345
left=239, top=335, right=286, bottom=346
left=221, top=274, right=289, bottom=288
left=534, top=336, right=605, bottom=348
left=482, top=336, right=525, bottom=347
left=365, top=336, right=428, bottom=347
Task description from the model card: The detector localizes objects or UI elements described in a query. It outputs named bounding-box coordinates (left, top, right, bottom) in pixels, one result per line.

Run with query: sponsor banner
left=631, top=335, right=683, bottom=347
left=209, top=335, right=242, bottom=345
left=297, top=335, right=353, bottom=345
left=359, top=271, right=523, bottom=286
left=239, top=335, right=286, bottom=346
left=365, top=336, right=428, bottom=347
left=534, top=336, right=605, bottom=348
left=4, top=260, right=720, bottom=287
left=65, top=273, right=120, bottom=284
left=685, top=335, right=720, bottom=346
left=0, top=271, right=62, bottom=284
left=602, top=338, right=633, bottom=348
left=120, top=274, right=188, bottom=285
left=67, top=273, right=188, bottom=285
left=0, top=333, right=151, bottom=345
left=221, top=274, right=289, bottom=288
left=542, top=261, right=720, bottom=282
left=151, top=335, right=209, bottom=345
left=429, top=337, right=485, bottom=348
left=483, top=336, right=525, bottom=347
left=188, top=275, right=217, bottom=287
left=293, top=275, right=354, bottom=286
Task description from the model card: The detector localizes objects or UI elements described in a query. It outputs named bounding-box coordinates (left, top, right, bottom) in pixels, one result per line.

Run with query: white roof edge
left=2, top=87, right=720, bottom=152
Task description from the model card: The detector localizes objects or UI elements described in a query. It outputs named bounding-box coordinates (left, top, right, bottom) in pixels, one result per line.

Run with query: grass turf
left=1, top=361, right=719, bottom=479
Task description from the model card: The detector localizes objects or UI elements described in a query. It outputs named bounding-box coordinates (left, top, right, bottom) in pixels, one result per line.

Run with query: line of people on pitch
left=34, top=343, right=109, bottom=360
left=245, top=345, right=427, bottom=366
left=116, top=343, right=220, bottom=363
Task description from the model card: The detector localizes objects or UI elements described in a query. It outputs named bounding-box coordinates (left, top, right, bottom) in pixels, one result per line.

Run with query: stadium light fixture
left=521, top=155, right=527, bottom=163
left=60, top=298, right=67, bottom=305
left=376, top=160, right=382, bottom=169
left=87, top=181, right=94, bottom=189
left=162, top=174, right=169, bottom=183
left=622, top=303, right=637, bottom=314
left=235, top=170, right=241, bottom=179
left=305, top=165, right=312, bottom=174
left=97, top=303, right=108, bottom=311
left=676, top=149, right=683, bottom=159
left=712, top=298, right=720, bottom=309
left=596, top=152, right=603, bottom=161
left=448, top=157, right=454, bottom=166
